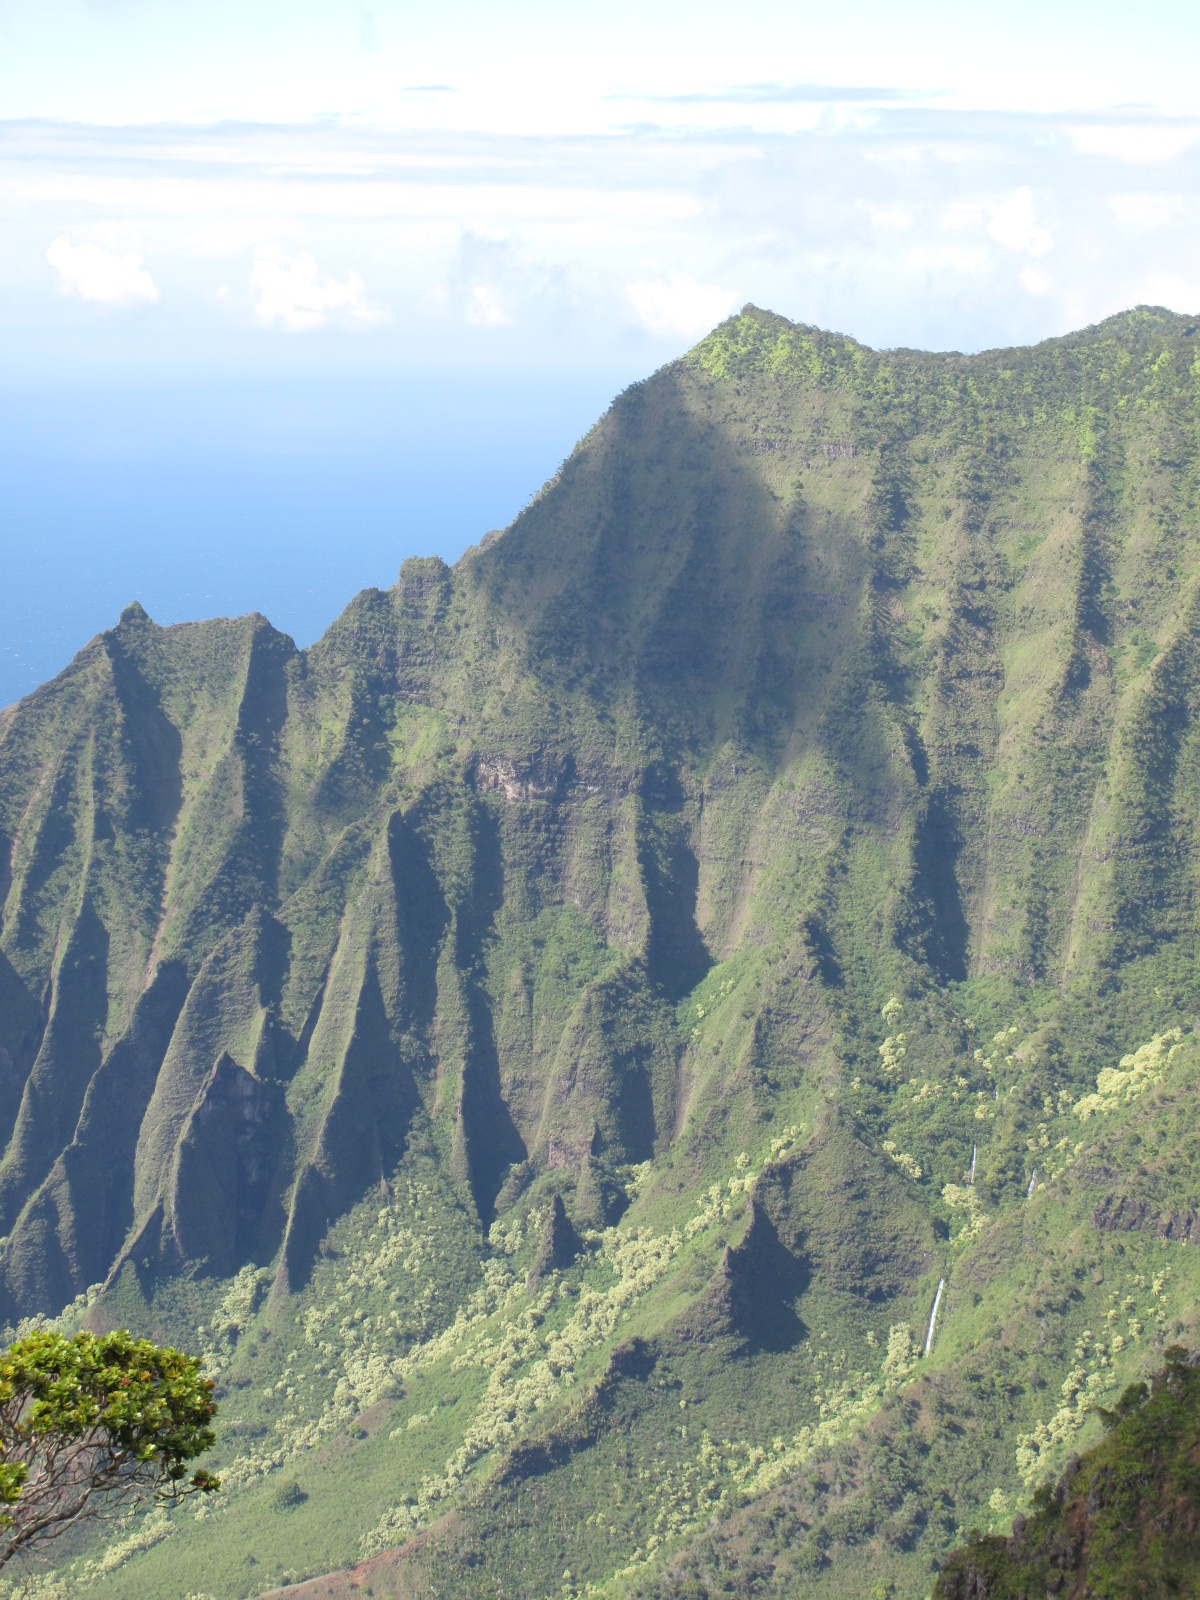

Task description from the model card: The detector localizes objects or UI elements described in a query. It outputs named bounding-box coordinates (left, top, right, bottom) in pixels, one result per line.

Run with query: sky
left=3, top=0, right=1200, bottom=705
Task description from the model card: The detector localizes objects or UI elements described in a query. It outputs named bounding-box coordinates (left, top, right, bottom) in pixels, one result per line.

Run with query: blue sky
left=3, top=0, right=1200, bottom=703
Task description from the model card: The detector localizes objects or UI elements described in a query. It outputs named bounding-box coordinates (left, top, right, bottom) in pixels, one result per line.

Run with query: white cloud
left=906, top=242, right=988, bottom=275
left=464, top=283, right=509, bottom=326
left=863, top=202, right=914, bottom=233
left=12, top=104, right=1200, bottom=367
left=45, top=234, right=159, bottom=305
left=1134, top=271, right=1200, bottom=314
left=987, top=187, right=1052, bottom=255
left=1109, top=192, right=1187, bottom=231
left=1019, top=265, right=1053, bottom=296
left=1070, top=123, right=1200, bottom=165
left=625, top=271, right=740, bottom=339
left=249, top=245, right=387, bottom=331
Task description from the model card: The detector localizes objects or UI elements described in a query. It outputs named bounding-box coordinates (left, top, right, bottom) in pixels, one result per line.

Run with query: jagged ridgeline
left=2, top=306, right=1200, bottom=1599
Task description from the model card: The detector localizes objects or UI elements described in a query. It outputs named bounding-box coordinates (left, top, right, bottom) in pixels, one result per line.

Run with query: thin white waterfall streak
left=1026, top=1170, right=1036, bottom=1198
left=924, top=1277, right=945, bottom=1356
left=969, top=1143, right=977, bottom=1185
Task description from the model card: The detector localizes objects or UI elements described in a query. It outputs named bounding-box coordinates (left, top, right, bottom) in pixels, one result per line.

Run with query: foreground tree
left=0, top=1328, right=218, bottom=1567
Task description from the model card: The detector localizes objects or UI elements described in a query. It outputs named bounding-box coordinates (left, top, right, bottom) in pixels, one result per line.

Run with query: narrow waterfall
left=968, top=1143, right=977, bottom=1185
left=1026, top=1170, right=1036, bottom=1198
left=924, top=1277, right=945, bottom=1356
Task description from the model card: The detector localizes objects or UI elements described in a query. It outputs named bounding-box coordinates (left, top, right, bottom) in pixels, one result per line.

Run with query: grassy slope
left=0, top=306, right=1199, bottom=1596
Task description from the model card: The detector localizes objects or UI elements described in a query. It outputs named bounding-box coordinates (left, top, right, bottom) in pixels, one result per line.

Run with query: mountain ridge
left=1, top=302, right=1200, bottom=1597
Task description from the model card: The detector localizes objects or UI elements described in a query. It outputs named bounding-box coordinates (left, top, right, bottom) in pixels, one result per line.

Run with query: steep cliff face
left=3, top=306, right=1200, bottom=1599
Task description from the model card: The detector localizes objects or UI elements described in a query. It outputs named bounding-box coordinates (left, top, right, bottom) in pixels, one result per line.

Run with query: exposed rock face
left=167, top=1052, right=280, bottom=1275
left=1091, top=1193, right=1200, bottom=1245
left=526, top=1193, right=581, bottom=1289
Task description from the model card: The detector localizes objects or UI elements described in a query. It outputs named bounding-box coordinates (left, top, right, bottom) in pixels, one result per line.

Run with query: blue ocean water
left=0, top=366, right=627, bottom=708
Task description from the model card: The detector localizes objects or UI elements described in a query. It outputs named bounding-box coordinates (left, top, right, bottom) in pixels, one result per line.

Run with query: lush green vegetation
left=0, top=1329, right=216, bottom=1569
left=934, top=1345, right=1200, bottom=1599
left=0, top=304, right=1199, bottom=1596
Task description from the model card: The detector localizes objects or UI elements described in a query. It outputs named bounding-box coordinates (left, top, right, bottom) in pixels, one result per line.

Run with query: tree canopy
left=0, top=1328, right=218, bottom=1567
